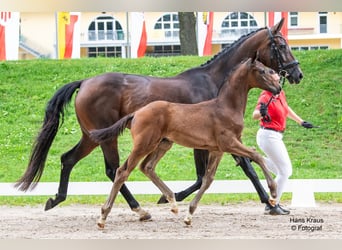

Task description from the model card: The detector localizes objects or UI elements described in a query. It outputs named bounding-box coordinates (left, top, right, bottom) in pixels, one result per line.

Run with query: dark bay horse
left=15, top=18, right=302, bottom=220
left=90, top=56, right=282, bottom=227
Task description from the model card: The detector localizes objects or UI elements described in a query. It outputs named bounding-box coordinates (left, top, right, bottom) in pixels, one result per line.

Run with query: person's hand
left=260, top=102, right=271, bottom=122
left=301, top=121, right=314, bottom=128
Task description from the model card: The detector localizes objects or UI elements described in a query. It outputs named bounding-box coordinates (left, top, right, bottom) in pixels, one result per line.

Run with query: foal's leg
left=226, top=139, right=277, bottom=202
left=184, top=151, right=223, bottom=225
left=232, top=155, right=271, bottom=205
left=45, top=133, right=97, bottom=210
left=100, top=139, right=151, bottom=221
left=139, top=140, right=178, bottom=214
left=97, top=150, right=145, bottom=229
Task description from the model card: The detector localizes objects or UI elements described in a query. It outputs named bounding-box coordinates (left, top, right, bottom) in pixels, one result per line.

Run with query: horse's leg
left=97, top=150, right=147, bottom=229
left=225, top=140, right=277, bottom=203
left=232, top=155, right=271, bottom=206
left=139, top=140, right=179, bottom=214
left=45, top=133, right=97, bottom=211
left=184, top=151, right=223, bottom=225
left=100, top=139, right=151, bottom=221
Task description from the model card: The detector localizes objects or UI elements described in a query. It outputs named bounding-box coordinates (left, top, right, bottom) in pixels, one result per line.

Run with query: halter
left=267, top=28, right=299, bottom=76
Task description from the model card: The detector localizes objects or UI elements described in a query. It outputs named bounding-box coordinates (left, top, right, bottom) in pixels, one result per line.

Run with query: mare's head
left=244, top=53, right=282, bottom=95
left=257, top=18, right=303, bottom=84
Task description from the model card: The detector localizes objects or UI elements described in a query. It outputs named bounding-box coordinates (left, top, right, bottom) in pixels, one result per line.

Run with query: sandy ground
left=0, top=201, right=341, bottom=239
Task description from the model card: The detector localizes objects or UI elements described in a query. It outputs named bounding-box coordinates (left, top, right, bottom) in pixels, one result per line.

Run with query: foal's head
left=245, top=55, right=282, bottom=95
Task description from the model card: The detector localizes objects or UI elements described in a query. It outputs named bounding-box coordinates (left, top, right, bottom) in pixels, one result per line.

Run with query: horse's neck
left=217, top=70, right=249, bottom=114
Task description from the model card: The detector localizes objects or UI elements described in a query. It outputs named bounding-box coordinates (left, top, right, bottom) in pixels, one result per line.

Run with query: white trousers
left=256, top=128, right=292, bottom=204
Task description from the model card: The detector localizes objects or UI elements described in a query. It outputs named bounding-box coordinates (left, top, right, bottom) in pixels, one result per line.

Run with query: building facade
left=17, top=12, right=342, bottom=60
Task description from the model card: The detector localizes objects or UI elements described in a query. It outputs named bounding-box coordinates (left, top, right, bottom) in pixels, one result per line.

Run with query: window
left=291, top=45, right=329, bottom=51
left=149, top=13, right=180, bottom=56
left=289, top=12, right=298, bottom=27
left=319, top=12, right=327, bottom=34
left=88, top=46, right=122, bottom=58
left=88, top=16, right=124, bottom=41
left=221, top=12, right=258, bottom=37
left=154, top=13, right=179, bottom=39
left=147, top=45, right=181, bottom=57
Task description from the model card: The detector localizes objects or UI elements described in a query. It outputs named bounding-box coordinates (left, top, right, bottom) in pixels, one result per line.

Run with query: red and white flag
left=197, top=12, right=214, bottom=56
left=0, top=12, right=20, bottom=61
left=57, top=12, right=80, bottom=59
left=130, top=12, right=147, bottom=58
left=268, top=12, right=288, bottom=41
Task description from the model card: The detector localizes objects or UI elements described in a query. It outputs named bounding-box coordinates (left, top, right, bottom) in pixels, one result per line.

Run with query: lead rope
left=278, top=70, right=288, bottom=89
left=262, top=70, right=287, bottom=123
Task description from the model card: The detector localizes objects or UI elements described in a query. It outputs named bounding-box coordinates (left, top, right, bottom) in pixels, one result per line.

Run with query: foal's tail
left=89, top=114, right=134, bottom=143
left=15, top=80, right=83, bottom=191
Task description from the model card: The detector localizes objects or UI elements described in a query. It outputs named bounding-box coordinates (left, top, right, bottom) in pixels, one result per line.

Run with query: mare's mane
left=178, top=27, right=267, bottom=77
left=200, top=27, right=266, bottom=67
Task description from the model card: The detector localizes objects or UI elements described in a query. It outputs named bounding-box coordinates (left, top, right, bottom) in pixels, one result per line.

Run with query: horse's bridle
left=259, top=28, right=299, bottom=122
left=267, top=28, right=299, bottom=77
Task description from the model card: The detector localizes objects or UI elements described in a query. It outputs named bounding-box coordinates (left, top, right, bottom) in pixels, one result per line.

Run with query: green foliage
left=0, top=50, right=341, bottom=205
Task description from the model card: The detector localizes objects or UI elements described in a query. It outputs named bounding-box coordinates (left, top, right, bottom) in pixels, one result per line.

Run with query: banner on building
left=197, top=12, right=214, bottom=56
left=268, top=12, right=288, bottom=41
left=57, top=12, right=80, bottom=59
left=0, top=12, right=20, bottom=61
left=130, top=12, right=147, bottom=58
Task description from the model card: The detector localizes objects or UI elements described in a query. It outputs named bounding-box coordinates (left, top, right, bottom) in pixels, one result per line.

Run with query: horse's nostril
left=299, top=73, right=303, bottom=79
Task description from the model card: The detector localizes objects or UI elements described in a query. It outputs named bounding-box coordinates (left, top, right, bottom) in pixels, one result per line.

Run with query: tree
left=178, top=12, right=198, bottom=55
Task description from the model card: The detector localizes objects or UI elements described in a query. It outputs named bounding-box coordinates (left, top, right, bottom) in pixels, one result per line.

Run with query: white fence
left=1, top=179, right=341, bottom=207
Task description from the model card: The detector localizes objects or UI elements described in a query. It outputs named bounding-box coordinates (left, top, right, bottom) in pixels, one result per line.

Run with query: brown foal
left=90, top=55, right=282, bottom=227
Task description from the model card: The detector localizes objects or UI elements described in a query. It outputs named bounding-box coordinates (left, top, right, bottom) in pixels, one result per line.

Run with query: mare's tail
left=15, top=80, right=83, bottom=191
left=89, top=114, right=134, bottom=143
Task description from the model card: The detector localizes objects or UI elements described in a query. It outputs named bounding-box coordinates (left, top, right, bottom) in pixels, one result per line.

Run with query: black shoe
left=264, top=204, right=272, bottom=215
left=268, top=204, right=290, bottom=215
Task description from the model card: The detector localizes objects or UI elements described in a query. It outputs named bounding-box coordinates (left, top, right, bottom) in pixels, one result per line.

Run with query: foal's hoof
left=171, top=207, right=179, bottom=214
left=97, top=218, right=106, bottom=229
left=184, top=216, right=192, bottom=226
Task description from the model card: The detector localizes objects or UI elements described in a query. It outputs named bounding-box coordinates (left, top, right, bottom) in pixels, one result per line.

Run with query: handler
left=252, top=89, right=315, bottom=215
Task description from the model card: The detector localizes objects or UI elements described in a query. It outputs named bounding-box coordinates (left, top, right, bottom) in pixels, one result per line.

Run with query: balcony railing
left=219, top=28, right=259, bottom=40
left=87, top=30, right=125, bottom=41
left=80, top=30, right=126, bottom=47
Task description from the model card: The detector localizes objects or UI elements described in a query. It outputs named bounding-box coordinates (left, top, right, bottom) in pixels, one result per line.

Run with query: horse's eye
left=260, top=69, right=266, bottom=74
left=280, top=44, right=286, bottom=49
left=269, top=70, right=275, bottom=74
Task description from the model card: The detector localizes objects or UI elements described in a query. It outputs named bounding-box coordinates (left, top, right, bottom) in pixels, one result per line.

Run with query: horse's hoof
left=157, top=195, right=169, bottom=204
left=139, top=212, right=152, bottom=221
left=44, top=198, right=55, bottom=211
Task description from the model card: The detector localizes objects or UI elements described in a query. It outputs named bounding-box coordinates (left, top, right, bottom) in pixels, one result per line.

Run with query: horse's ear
left=251, top=51, right=259, bottom=64
left=271, top=17, right=284, bottom=34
